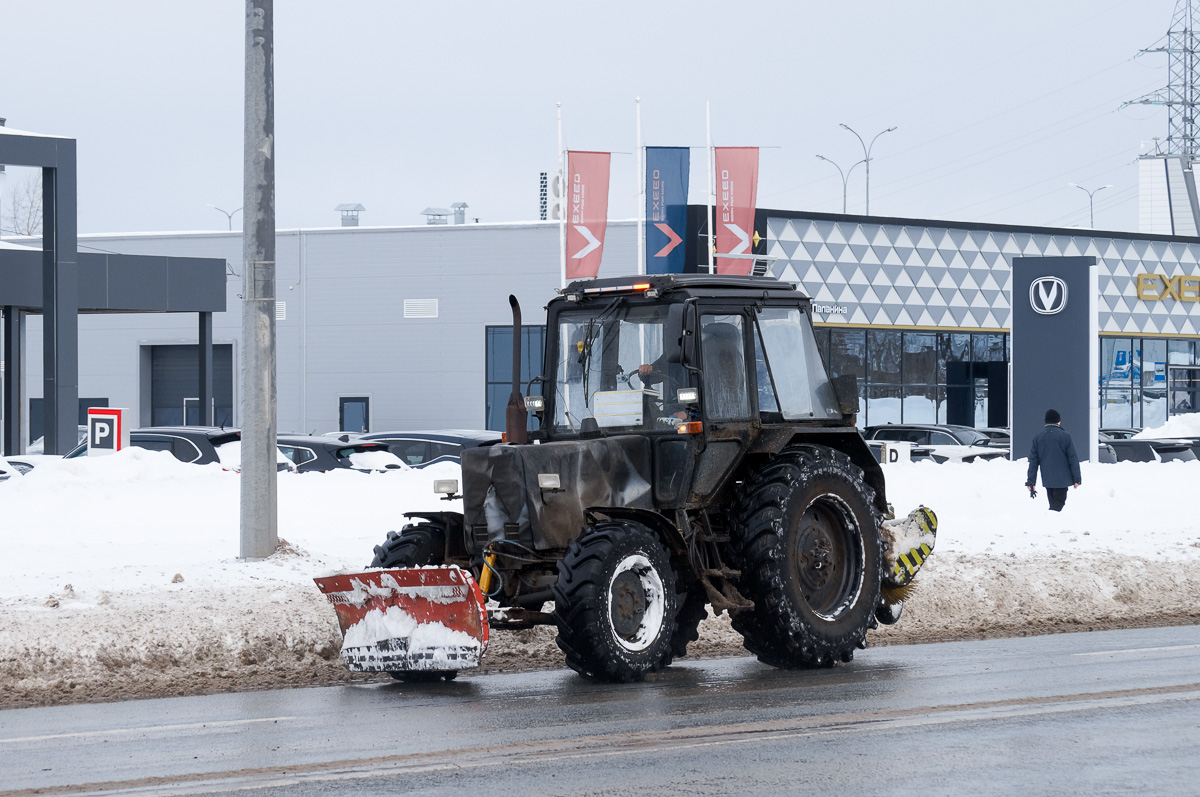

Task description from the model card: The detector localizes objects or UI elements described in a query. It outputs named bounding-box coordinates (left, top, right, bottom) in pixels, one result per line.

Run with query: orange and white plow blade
left=313, top=567, right=489, bottom=673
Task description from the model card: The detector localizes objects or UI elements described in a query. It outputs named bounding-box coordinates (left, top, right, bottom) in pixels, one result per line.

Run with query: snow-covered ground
left=2, top=435, right=1199, bottom=707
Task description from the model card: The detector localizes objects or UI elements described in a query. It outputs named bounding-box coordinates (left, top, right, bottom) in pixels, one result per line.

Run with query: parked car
left=62, top=426, right=292, bottom=471
left=863, top=423, right=1008, bottom=463
left=276, top=434, right=409, bottom=473
left=0, top=457, right=28, bottom=482
left=1099, top=429, right=1199, bottom=462
left=26, top=425, right=88, bottom=454
left=355, top=429, right=502, bottom=468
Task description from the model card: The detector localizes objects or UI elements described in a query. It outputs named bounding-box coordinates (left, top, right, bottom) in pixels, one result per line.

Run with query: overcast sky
left=0, top=0, right=1177, bottom=236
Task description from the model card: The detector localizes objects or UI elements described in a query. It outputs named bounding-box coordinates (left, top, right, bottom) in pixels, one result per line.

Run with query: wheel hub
left=790, top=498, right=863, bottom=620
left=610, top=570, right=647, bottom=639
left=606, top=553, right=666, bottom=652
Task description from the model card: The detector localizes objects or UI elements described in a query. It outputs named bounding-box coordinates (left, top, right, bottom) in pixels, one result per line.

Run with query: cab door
left=688, top=310, right=754, bottom=501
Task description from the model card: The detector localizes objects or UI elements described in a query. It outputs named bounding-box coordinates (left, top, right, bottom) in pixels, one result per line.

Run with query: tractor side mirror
left=673, top=303, right=698, bottom=365
left=664, top=303, right=685, bottom=364
left=832, top=374, right=860, bottom=415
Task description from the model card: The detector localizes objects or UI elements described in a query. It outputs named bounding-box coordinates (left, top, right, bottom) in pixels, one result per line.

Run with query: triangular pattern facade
left=767, top=217, right=1200, bottom=334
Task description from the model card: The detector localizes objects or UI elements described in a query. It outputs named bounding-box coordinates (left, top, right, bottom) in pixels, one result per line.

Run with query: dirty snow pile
left=1, top=423, right=1199, bottom=707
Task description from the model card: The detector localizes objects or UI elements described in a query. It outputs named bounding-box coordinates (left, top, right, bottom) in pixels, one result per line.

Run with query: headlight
left=525, top=395, right=545, bottom=412
left=433, top=479, right=459, bottom=495
left=676, top=387, right=699, bottom=404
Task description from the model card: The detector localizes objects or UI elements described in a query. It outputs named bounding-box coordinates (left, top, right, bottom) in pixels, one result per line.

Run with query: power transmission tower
left=1125, top=0, right=1200, bottom=159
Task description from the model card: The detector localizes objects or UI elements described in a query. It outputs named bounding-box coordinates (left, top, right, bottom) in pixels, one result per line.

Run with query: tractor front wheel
left=553, top=520, right=680, bottom=682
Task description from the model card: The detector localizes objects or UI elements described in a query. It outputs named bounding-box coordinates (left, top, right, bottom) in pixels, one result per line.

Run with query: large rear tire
left=729, top=445, right=882, bottom=669
left=553, top=520, right=680, bottom=682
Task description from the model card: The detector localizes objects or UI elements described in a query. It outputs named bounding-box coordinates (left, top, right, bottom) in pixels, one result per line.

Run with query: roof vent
left=335, top=203, right=364, bottom=227
left=421, top=207, right=451, bottom=225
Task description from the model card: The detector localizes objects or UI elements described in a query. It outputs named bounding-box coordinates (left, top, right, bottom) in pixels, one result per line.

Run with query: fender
left=584, top=505, right=692, bottom=570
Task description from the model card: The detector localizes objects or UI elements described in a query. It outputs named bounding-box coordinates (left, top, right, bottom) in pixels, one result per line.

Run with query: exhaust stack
left=505, top=295, right=528, bottom=445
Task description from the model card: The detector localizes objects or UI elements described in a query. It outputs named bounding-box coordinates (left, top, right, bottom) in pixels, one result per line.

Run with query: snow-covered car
left=355, top=429, right=501, bottom=468
left=864, top=423, right=1009, bottom=463
left=62, top=426, right=293, bottom=471
left=276, top=434, right=409, bottom=473
left=0, top=457, right=28, bottom=482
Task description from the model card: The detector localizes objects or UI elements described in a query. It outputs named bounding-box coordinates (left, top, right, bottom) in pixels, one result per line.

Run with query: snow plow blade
left=313, top=567, right=489, bottom=673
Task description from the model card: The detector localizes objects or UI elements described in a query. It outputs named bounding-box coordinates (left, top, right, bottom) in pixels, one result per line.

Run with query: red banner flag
left=714, top=147, right=759, bottom=275
left=565, top=151, right=611, bottom=280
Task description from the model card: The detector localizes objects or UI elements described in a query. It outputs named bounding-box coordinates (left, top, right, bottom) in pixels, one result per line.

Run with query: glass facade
left=485, top=324, right=546, bottom=432
left=814, top=327, right=1010, bottom=428
left=1099, top=336, right=1198, bottom=428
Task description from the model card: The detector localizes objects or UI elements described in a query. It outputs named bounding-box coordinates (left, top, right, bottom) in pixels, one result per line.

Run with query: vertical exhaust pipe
left=505, top=295, right=528, bottom=445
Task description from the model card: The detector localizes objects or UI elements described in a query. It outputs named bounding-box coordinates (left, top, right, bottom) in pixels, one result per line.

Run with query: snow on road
left=1, top=446, right=1198, bottom=707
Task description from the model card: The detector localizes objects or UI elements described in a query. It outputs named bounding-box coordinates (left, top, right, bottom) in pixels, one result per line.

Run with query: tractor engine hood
left=461, top=436, right=654, bottom=551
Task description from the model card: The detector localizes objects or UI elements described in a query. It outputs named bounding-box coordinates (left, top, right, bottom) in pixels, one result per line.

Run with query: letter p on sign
left=87, top=408, right=130, bottom=457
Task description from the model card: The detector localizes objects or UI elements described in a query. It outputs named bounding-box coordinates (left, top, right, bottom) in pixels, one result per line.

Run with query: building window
left=339, top=396, right=370, bottom=433
left=824, top=327, right=1009, bottom=428
left=485, top=324, right=546, bottom=432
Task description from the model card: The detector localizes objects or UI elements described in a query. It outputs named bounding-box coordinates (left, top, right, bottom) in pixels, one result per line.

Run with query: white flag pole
left=557, top=102, right=566, bottom=289
left=706, top=99, right=714, bottom=274
left=636, top=97, right=645, bottom=276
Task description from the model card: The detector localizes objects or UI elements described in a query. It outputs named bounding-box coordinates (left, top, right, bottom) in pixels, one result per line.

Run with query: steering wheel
left=617, top=368, right=644, bottom=390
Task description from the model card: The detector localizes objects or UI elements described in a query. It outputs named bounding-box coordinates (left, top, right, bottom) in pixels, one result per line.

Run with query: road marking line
left=1073, top=644, right=1200, bottom=657
left=0, top=716, right=296, bottom=745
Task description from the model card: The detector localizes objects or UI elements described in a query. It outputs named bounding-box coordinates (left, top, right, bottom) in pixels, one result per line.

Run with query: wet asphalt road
left=2, top=625, right=1198, bottom=796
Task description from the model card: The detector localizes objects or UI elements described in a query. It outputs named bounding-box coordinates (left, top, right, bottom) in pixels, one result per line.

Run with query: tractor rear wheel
left=553, top=520, right=680, bottom=682
left=729, top=445, right=882, bottom=669
left=368, top=523, right=456, bottom=683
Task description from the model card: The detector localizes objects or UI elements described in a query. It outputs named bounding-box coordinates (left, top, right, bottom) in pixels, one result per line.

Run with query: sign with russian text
left=645, top=147, right=689, bottom=274
left=565, top=151, right=611, bottom=280
left=714, top=147, right=759, bottom=275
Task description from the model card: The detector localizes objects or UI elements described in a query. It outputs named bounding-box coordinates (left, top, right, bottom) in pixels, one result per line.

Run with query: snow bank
left=1135, top=413, right=1200, bottom=439
left=1, top=449, right=1197, bottom=707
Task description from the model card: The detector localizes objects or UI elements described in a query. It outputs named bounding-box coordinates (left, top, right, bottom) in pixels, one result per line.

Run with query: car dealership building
left=4, top=207, right=1200, bottom=447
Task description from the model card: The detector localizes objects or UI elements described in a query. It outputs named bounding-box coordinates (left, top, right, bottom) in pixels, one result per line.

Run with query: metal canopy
left=0, top=127, right=226, bottom=455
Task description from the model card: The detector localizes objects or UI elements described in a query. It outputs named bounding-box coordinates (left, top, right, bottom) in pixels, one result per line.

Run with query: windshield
left=552, top=302, right=689, bottom=433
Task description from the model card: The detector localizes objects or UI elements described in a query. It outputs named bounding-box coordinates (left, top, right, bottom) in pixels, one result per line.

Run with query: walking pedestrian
left=1026, top=408, right=1082, bottom=512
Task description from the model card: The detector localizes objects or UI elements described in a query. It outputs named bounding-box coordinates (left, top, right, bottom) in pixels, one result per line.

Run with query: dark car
left=355, top=429, right=502, bottom=468
left=65, top=426, right=244, bottom=465
left=1099, top=428, right=1199, bottom=462
left=276, top=434, right=408, bottom=473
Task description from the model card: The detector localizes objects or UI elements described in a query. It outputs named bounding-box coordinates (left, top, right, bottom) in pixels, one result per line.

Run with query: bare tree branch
left=6, top=173, right=42, bottom=236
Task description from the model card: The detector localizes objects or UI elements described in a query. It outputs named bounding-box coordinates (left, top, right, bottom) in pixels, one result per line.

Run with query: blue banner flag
left=645, top=147, right=690, bottom=274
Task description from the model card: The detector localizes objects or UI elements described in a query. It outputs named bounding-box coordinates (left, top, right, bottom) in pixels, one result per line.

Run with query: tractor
left=315, top=274, right=935, bottom=682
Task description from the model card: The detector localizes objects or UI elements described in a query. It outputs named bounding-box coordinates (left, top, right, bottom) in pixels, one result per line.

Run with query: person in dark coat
left=1026, top=408, right=1082, bottom=512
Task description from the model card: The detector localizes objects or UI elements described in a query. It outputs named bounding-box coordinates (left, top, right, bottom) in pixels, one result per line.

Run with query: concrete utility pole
left=240, top=0, right=277, bottom=560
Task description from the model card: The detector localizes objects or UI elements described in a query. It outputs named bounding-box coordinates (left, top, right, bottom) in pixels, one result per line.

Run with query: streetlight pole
left=1067, top=183, right=1112, bottom=227
left=207, top=204, right=243, bottom=230
left=815, top=155, right=865, bottom=214
left=840, top=124, right=897, bottom=216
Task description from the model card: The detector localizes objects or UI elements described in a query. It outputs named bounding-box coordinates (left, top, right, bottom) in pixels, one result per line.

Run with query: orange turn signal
left=676, top=421, right=704, bottom=435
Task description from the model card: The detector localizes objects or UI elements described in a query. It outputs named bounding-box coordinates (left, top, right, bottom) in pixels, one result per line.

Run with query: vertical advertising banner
left=645, top=147, right=690, bottom=274
left=714, top=147, right=759, bottom=275
left=565, top=151, right=611, bottom=280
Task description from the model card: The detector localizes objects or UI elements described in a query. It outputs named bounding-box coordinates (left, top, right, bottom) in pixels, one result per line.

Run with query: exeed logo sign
left=1030, top=276, right=1068, bottom=315
left=1136, top=273, right=1200, bottom=302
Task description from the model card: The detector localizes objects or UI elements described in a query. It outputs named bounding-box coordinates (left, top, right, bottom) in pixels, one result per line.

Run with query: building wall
left=22, top=221, right=637, bottom=435
left=765, top=213, right=1200, bottom=336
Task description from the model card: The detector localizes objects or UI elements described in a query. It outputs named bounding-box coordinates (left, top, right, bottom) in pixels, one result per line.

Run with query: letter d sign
left=87, top=408, right=130, bottom=457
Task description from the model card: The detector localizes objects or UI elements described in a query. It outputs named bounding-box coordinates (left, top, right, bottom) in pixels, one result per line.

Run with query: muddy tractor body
left=316, top=274, right=936, bottom=682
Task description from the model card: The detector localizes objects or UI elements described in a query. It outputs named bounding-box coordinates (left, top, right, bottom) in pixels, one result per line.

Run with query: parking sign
left=87, top=408, right=130, bottom=456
